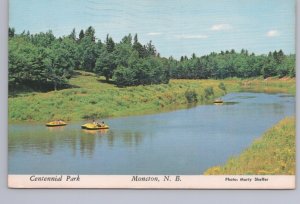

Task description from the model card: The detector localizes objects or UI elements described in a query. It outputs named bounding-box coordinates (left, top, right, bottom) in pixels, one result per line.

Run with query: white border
left=0, top=0, right=299, bottom=203
left=8, top=175, right=295, bottom=189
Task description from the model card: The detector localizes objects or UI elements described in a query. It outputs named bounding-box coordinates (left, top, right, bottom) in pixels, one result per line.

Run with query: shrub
left=80, top=89, right=88, bottom=94
left=204, top=86, right=214, bottom=99
left=89, top=99, right=97, bottom=104
left=218, top=82, right=226, bottom=92
left=185, top=89, right=198, bottom=103
left=82, top=111, right=109, bottom=120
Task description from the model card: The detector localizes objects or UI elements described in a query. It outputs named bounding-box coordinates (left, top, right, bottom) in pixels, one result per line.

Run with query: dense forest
left=8, top=26, right=295, bottom=91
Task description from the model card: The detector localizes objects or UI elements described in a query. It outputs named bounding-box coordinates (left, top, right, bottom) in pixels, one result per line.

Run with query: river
left=8, top=92, right=295, bottom=175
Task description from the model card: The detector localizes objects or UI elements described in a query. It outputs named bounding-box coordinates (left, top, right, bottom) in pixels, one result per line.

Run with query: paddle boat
left=46, top=120, right=67, bottom=127
left=213, top=98, right=224, bottom=104
left=81, top=123, right=109, bottom=130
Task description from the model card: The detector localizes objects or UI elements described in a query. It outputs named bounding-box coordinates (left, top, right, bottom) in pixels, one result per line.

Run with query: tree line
left=8, top=26, right=295, bottom=91
left=170, top=49, right=295, bottom=79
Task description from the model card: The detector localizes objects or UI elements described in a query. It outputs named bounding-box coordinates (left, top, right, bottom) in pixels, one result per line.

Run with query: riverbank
left=204, top=117, right=295, bottom=175
left=8, top=72, right=295, bottom=122
left=241, top=77, right=296, bottom=94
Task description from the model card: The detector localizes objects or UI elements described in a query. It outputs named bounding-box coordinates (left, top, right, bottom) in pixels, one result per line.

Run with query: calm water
left=8, top=92, right=295, bottom=175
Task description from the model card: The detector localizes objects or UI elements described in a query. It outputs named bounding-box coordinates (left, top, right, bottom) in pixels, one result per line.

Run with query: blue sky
left=9, top=0, right=295, bottom=58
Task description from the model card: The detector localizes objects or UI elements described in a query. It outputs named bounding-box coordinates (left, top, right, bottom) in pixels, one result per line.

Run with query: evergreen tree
left=85, top=26, right=96, bottom=42
left=106, top=35, right=115, bottom=53
left=121, top=34, right=132, bottom=45
left=133, top=34, right=145, bottom=58
left=68, top=28, right=76, bottom=41
left=79, top=29, right=85, bottom=41
left=9, top=27, right=15, bottom=38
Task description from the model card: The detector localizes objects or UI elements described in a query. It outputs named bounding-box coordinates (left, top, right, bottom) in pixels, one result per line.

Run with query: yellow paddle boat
left=46, top=121, right=67, bottom=127
left=81, top=123, right=109, bottom=130
left=213, top=98, right=224, bottom=104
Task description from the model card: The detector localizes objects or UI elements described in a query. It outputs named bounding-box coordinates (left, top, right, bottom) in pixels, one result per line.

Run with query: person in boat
left=95, top=121, right=104, bottom=127
left=93, top=120, right=97, bottom=125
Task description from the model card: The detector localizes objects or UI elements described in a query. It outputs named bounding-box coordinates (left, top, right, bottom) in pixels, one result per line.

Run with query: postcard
left=8, top=0, right=296, bottom=189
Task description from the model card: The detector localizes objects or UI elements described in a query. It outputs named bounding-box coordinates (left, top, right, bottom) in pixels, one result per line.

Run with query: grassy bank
left=240, top=77, right=296, bottom=94
left=204, top=117, right=296, bottom=175
left=8, top=72, right=295, bottom=122
left=9, top=71, right=240, bottom=121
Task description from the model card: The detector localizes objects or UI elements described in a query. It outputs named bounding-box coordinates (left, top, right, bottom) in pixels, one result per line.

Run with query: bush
left=80, top=89, right=88, bottom=94
left=185, top=89, right=198, bottom=103
left=82, top=111, right=109, bottom=120
left=113, top=66, right=137, bottom=87
left=218, top=82, right=226, bottom=92
left=204, top=87, right=214, bottom=99
left=89, top=99, right=97, bottom=104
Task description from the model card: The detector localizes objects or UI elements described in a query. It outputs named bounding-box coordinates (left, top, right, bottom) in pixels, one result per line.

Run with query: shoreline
left=204, top=117, right=296, bottom=175
left=8, top=91, right=294, bottom=124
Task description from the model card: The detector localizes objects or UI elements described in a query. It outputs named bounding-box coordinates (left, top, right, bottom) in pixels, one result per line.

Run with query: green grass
left=204, top=117, right=296, bottom=175
left=240, top=77, right=296, bottom=94
left=8, top=71, right=295, bottom=122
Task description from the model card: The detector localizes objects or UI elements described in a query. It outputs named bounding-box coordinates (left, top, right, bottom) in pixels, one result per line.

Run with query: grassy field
left=240, top=77, right=296, bottom=94
left=8, top=71, right=295, bottom=122
left=204, top=117, right=296, bottom=175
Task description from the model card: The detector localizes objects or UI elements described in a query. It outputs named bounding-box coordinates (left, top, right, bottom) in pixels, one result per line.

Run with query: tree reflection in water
left=9, top=126, right=145, bottom=159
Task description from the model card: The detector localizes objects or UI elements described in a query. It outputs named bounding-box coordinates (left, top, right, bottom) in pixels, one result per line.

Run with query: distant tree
left=135, top=57, right=167, bottom=85
left=105, top=34, right=115, bottom=53
left=30, top=30, right=55, bottom=47
left=9, top=38, right=50, bottom=88
left=273, top=49, right=285, bottom=64
left=85, top=26, right=96, bottom=42
left=9, top=27, right=15, bottom=38
left=95, top=47, right=116, bottom=81
left=114, top=43, right=135, bottom=67
left=121, top=34, right=133, bottom=45
left=262, top=58, right=277, bottom=78
left=79, top=29, right=85, bottom=41
left=145, top=41, right=156, bottom=57
left=78, top=36, right=98, bottom=71
left=133, top=34, right=146, bottom=58
left=68, top=28, right=77, bottom=41
left=287, top=55, right=296, bottom=77
left=192, top=53, right=196, bottom=59
left=46, top=37, right=77, bottom=90
left=113, top=65, right=137, bottom=87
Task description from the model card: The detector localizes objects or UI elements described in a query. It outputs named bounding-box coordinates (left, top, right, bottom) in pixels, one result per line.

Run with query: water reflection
left=278, top=94, right=294, bottom=98
left=237, top=96, right=256, bottom=99
left=121, top=131, right=143, bottom=147
left=223, top=102, right=239, bottom=105
left=82, top=129, right=109, bottom=135
left=46, top=126, right=66, bottom=132
left=80, top=134, right=97, bottom=158
left=9, top=126, right=144, bottom=157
